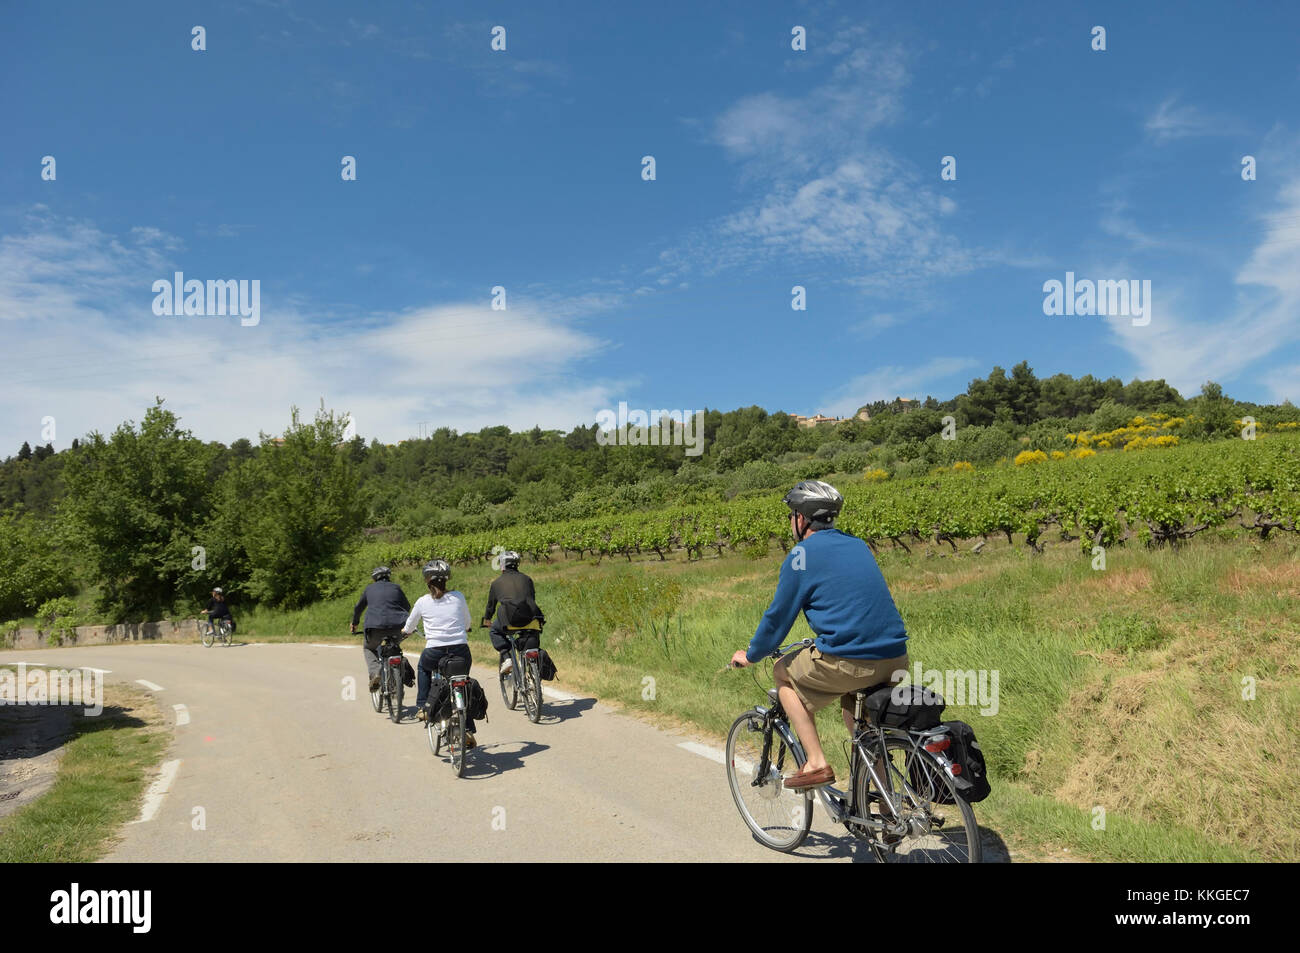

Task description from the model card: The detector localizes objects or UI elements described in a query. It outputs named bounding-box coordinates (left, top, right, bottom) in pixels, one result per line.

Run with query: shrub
left=1014, top=450, right=1048, bottom=466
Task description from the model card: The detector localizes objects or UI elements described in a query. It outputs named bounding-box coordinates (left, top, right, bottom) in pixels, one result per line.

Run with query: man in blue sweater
left=731, top=481, right=910, bottom=790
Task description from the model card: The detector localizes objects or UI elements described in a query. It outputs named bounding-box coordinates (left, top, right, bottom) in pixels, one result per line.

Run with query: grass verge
left=0, top=678, right=171, bottom=862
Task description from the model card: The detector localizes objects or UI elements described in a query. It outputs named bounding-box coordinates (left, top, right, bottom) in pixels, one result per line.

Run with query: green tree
left=60, top=400, right=219, bottom=619
left=227, top=405, right=365, bottom=608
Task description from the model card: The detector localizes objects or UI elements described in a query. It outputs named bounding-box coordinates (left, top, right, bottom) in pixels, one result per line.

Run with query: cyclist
left=730, top=481, right=910, bottom=790
left=202, top=587, right=236, bottom=635
left=350, top=566, right=412, bottom=692
left=403, top=559, right=477, bottom=747
left=480, top=550, right=544, bottom=678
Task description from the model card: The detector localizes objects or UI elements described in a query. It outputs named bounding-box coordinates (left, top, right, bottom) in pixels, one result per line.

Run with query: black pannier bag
left=539, top=649, right=558, bottom=681
left=425, top=679, right=452, bottom=721
left=922, top=720, right=990, bottom=803
left=466, top=678, right=489, bottom=721
left=439, top=655, right=472, bottom=678
left=864, top=683, right=945, bottom=730
left=401, top=657, right=416, bottom=687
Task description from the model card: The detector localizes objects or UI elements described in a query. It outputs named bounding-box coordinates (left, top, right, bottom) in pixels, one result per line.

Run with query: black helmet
left=371, top=566, right=391, bottom=582
left=783, top=480, right=843, bottom=525
left=500, top=550, right=521, bottom=570
left=421, top=559, right=451, bottom=584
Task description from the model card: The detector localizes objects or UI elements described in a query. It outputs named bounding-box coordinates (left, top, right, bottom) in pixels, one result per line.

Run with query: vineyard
left=359, top=435, right=1300, bottom=569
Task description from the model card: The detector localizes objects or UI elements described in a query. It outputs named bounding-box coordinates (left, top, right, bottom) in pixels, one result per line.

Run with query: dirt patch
left=892, top=567, right=990, bottom=595
left=1223, top=562, right=1300, bottom=598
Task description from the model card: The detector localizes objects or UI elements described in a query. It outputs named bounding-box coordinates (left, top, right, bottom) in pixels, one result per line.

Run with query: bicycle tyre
left=724, top=710, right=813, bottom=853
left=391, top=668, right=404, bottom=723
left=201, top=624, right=214, bottom=648
left=450, top=713, right=466, bottom=777
left=523, top=659, right=542, bottom=723
left=853, top=736, right=981, bottom=864
left=370, top=673, right=383, bottom=713
left=428, top=717, right=440, bottom=756
left=499, top=658, right=518, bottom=711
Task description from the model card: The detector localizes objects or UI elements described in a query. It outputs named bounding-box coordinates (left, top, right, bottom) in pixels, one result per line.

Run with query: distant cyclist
left=202, top=587, right=236, bottom=635
left=351, top=566, right=412, bottom=692
left=403, top=559, right=477, bottom=747
left=481, top=551, right=545, bottom=678
left=730, top=481, right=910, bottom=790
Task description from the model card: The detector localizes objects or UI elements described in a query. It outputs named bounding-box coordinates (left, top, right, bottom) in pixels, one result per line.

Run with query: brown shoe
left=785, top=765, right=835, bottom=790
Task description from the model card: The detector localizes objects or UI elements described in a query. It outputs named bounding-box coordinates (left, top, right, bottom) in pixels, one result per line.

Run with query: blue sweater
left=746, top=528, right=908, bottom=663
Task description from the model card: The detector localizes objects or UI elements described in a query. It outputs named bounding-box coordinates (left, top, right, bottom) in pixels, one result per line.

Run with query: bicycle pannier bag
left=466, top=677, right=489, bottom=720
left=539, top=649, right=558, bottom=681
left=439, top=655, right=471, bottom=678
left=864, top=684, right=945, bottom=730
left=930, top=720, right=990, bottom=803
left=401, top=657, right=416, bottom=687
left=425, top=679, right=452, bottom=721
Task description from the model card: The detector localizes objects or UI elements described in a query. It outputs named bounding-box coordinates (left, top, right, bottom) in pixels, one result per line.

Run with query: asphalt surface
left=0, top=642, right=890, bottom=862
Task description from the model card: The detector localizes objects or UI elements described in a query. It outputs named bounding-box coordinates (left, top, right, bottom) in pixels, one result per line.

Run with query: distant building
left=788, top=412, right=854, bottom=428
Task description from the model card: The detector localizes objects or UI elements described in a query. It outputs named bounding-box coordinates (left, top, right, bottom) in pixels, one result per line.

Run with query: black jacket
left=483, top=569, right=544, bottom=627
left=353, top=580, right=412, bottom=630
left=205, top=598, right=232, bottom=620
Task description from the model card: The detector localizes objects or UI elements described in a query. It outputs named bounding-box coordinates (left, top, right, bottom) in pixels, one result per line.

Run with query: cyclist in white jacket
left=402, top=559, right=477, bottom=746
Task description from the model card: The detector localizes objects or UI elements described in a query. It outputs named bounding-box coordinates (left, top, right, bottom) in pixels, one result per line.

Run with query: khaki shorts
left=778, top=646, right=910, bottom=715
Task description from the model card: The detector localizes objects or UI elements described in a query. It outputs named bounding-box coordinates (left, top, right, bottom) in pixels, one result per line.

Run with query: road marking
left=130, top=759, right=181, bottom=824
left=543, top=686, right=579, bottom=702
left=7, top=661, right=47, bottom=666
left=172, top=704, right=190, bottom=726
left=309, top=643, right=352, bottom=649
left=678, top=741, right=727, bottom=765
left=135, top=679, right=164, bottom=692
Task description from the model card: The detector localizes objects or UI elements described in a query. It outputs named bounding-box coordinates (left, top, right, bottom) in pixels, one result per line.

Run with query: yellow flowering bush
left=1014, top=450, right=1048, bottom=466
left=1071, top=447, right=1096, bottom=459
left=864, top=468, right=890, bottom=481
left=951, top=461, right=974, bottom=472
left=1050, top=450, right=1066, bottom=460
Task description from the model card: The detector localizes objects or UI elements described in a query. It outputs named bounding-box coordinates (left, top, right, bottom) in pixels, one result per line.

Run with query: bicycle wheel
left=427, top=717, right=441, bottom=756
left=853, top=736, right=981, bottom=863
left=498, top=657, right=518, bottom=710
left=220, top=622, right=232, bottom=645
left=523, top=659, right=542, bottom=723
left=391, top=670, right=404, bottom=723
left=450, top=713, right=466, bottom=777
left=201, top=624, right=214, bottom=648
left=725, top=710, right=813, bottom=852
left=370, top=672, right=383, bottom=713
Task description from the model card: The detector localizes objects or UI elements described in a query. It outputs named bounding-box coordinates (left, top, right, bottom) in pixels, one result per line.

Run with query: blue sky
left=2, top=0, right=1298, bottom=450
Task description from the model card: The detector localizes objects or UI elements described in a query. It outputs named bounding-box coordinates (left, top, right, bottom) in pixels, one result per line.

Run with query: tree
left=61, top=400, right=219, bottom=619
left=226, top=405, right=365, bottom=608
left=18, top=442, right=31, bottom=461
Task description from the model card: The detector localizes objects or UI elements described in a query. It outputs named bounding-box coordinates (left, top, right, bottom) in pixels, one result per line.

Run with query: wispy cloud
left=0, top=212, right=621, bottom=449
left=1144, top=95, right=1240, bottom=144
left=819, top=356, right=980, bottom=417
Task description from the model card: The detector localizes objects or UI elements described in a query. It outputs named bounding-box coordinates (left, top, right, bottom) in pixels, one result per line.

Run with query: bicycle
left=425, top=655, right=475, bottom=778
left=369, top=635, right=406, bottom=724
left=200, top=617, right=233, bottom=647
left=494, top=624, right=544, bottom=724
left=726, top=639, right=980, bottom=863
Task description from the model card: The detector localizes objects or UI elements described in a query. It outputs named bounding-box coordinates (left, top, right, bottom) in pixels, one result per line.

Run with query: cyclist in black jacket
left=351, top=567, right=412, bottom=692
left=203, top=587, right=236, bottom=634
left=481, top=551, right=545, bottom=678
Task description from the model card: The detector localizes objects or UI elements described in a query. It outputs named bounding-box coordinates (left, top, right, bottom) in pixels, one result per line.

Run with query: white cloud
left=1102, top=176, right=1300, bottom=395
left=819, top=356, right=980, bottom=417
left=1144, top=95, right=1239, bottom=144
left=0, top=212, right=622, bottom=452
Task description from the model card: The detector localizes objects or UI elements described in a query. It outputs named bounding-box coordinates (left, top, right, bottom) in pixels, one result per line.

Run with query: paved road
left=0, top=642, right=895, bottom=862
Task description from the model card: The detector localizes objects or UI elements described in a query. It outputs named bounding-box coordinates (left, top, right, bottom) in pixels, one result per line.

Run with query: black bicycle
left=200, top=617, right=233, bottom=647
left=426, top=655, right=475, bottom=778
left=495, top=625, right=544, bottom=724
left=370, top=635, right=406, bottom=724
left=726, top=639, right=980, bottom=862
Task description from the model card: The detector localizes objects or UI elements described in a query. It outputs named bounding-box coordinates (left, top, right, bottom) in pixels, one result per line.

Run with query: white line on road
left=309, top=643, right=353, bottom=649
left=130, top=759, right=181, bottom=824
left=678, top=741, right=727, bottom=765
left=172, top=704, right=190, bottom=726
left=135, top=679, right=164, bottom=691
